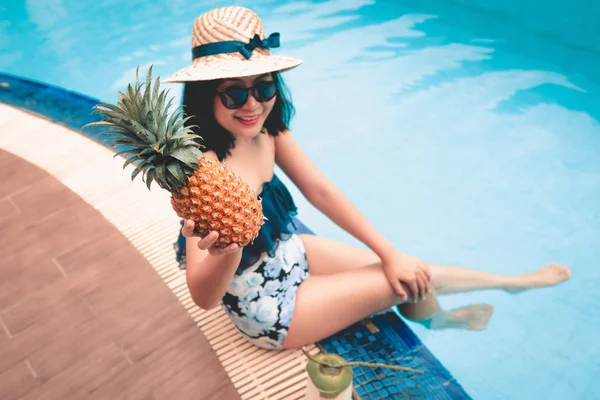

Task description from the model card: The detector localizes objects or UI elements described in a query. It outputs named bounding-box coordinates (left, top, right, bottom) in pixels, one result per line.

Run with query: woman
left=167, top=6, right=571, bottom=350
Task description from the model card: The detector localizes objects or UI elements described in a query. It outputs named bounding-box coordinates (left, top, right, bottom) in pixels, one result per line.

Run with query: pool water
left=2, top=0, right=599, bottom=398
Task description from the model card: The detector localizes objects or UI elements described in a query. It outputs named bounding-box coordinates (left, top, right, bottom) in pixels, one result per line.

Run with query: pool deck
left=0, top=111, right=240, bottom=399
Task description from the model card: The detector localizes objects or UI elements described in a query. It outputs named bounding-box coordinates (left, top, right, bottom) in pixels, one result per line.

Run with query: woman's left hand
left=381, top=252, right=432, bottom=303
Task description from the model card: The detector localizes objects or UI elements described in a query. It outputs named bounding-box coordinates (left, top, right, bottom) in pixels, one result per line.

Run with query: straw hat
left=163, top=6, right=303, bottom=82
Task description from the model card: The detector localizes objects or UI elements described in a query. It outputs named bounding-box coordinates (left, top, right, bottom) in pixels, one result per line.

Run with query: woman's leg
left=282, top=235, right=570, bottom=349
left=283, top=261, right=417, bottom=349
left=300, top=235, right=571, bottom=294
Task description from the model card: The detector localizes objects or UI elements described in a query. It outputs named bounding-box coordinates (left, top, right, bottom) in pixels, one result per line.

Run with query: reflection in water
left=2, top=0, right=599, bottom=398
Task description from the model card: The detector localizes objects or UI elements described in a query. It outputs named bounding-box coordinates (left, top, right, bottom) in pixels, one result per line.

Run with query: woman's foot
left=429, top=304, right=494, bottom=331
left=506, top=263, right=571, bottom=294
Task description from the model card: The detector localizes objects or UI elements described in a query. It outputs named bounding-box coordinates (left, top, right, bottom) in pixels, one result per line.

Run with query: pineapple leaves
left=166, top=161, right=186, bottom=188
left=83, top=120, right=117, bottom=128
left=83, top=65, right=206, bottom=190
left=151, top=77, right=161, bottom=109
left=139, top=147, right=157, bottom=158
left=169, top=147, right=201, bottom=168
left=113, top=148, right=139, bottom=159
left=143, top=65, right=153, bottom=105
left=165, top=110, right=182, bottom=138
left=143, top=168, right=155, bottom=190
left=123, top=156, right=140, bottom=170
left=121, top=119, right=157, bottom=143
left=167, top=131, right=200, bottom=142
left=154, top=164, right=167, bottom=189
left=181, top=164, right=195, bottom=176
left=131, top=155, right=158, bottom=181
left=169, top=115, right=195, bottom=137
left=111, top=138, right=141, bottom=147
left=156, top=110, right=168, bottom=140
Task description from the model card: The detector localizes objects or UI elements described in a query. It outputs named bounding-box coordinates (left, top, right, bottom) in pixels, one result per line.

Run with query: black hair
left=181, top=72, right=295, bottom=161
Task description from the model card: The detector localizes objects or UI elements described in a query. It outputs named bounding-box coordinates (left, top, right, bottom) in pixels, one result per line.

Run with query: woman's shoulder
left=273, top=128, right=292, bottom=137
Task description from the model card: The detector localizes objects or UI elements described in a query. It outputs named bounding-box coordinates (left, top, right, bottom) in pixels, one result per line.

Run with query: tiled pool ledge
left=0, top=72, right=471, bottom=399
left=0, top=73, right=106, bottom=142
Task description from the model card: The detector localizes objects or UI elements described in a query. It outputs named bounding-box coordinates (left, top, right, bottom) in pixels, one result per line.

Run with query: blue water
left=2, top=0, right=599, bottom=398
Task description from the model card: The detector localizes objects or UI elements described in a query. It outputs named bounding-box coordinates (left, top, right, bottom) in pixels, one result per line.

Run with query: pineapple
left=84, top=67, right=264, bottom=248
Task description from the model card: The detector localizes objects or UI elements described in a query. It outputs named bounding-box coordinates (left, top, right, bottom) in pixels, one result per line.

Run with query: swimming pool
left=2, top=0, right=598, bottom=398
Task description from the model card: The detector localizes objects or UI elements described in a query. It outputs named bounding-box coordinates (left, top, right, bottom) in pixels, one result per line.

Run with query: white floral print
left=222, top=234, right=310, bottom=350
left=248, top=296, right=279, bottom=328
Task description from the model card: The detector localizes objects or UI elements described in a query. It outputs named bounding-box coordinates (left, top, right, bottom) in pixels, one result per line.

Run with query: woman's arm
left=274, top=130, right=396, bottom=258
left=175, top=210, right=242, bottom=310
left=185, top=235, right=243, bottom=309
left=274, top=130, right=430, bottom=300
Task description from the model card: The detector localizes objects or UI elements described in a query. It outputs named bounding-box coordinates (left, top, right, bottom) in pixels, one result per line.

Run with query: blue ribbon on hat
left=192, top=33, right=281, bottom=60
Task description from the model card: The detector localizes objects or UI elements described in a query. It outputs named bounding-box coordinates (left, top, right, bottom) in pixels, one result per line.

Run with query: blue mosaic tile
left=0, top=72, right=106, bottom=144
left=319, top=311, right=472, bottom=399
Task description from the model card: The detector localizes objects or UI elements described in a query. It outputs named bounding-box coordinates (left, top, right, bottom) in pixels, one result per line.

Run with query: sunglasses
left=216, top=80, right=278, bottom=110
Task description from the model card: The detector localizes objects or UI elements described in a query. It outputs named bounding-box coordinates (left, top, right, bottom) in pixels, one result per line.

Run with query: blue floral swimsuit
left=175, top=174, right=313, bottom=350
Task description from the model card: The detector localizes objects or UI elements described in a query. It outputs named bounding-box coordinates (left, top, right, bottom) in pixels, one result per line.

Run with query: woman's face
left=213, top=73, right=276, bottom=139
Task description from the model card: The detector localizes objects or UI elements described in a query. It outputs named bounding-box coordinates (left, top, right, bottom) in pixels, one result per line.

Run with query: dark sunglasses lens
left=222, top=87, right=248, bottom=109
left=255, top=81, right=277, bottom=101
left=220, top=82, right=277, bottom=109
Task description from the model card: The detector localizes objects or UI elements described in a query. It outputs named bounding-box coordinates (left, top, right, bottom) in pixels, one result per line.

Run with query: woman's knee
left=397, top=292, right=440, bottom=321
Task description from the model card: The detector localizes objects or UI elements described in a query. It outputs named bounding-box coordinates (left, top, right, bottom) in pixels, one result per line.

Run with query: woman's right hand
left=180, top=220, right=240, bottom=256
left=381, top=251, right=431, bottom=303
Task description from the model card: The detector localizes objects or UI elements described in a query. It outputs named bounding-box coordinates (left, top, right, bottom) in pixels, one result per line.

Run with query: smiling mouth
left=235, top=115, right=260, bottom=125
left=236, top=115, right=259, bottom=121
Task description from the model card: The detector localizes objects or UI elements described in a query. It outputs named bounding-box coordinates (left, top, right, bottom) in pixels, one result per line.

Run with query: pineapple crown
left=84, top=66, right=204, bottom=191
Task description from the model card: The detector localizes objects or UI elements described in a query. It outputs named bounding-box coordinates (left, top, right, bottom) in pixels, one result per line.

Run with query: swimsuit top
left=237, top=174, right=298, bottom=274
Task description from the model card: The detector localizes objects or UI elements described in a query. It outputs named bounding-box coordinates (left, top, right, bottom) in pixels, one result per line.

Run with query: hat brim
left=162, top=53, right=303, bottom=83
